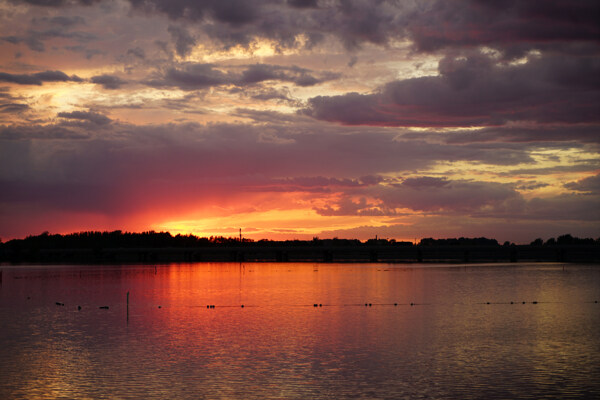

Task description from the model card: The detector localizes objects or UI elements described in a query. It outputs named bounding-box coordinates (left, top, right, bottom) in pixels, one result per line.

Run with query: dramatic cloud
left=406, top=0, right=600, bottom=56
left=90, top=74, right=127, bottom=89
left=305, top=51, right=600, bottom=127
left=564, top=174, right=600, bottom=194
left=1, top=0, right=598, bottom=241
left=57, top=110, right=112, bottom=125
left=0, top=70, right=82, bottom=85
left=148, top=62, right=337, bottom=90
left=167, top=25, right=196, bottom=57
left=0, top=103, right=29, bottom=113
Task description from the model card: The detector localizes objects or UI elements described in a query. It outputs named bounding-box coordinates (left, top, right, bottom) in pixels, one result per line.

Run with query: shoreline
left=2, top=244, right=599, bottom=264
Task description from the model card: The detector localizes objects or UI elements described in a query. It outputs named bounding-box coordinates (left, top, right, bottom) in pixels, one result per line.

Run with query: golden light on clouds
left=0, top=0, right=598, bottom=242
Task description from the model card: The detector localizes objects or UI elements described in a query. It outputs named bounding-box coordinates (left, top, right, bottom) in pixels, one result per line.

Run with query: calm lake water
left=0, top=262, right=599, bottom=399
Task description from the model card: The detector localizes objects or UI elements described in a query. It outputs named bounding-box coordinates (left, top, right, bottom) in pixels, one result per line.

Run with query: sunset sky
left=0, top=0, right=598, bottom=243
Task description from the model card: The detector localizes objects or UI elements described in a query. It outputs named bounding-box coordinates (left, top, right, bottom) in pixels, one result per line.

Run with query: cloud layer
left=0, top=0, right=598, bottom=242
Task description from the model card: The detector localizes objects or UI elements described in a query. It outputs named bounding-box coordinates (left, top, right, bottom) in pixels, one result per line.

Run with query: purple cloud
left=304, top=52, right=600, bottom=127
left=57, top=110, right=112, bottom=125
left=0, top=70, right=82, bottom=85
left=90, top=74, right=127, bottom=89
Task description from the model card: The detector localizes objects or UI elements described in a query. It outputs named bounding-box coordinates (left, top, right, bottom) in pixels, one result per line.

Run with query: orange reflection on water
left=1, top=263, right=598, bottom=399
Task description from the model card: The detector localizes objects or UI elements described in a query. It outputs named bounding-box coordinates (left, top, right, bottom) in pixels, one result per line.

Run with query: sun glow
left=153, top=208, right=400, bottom=240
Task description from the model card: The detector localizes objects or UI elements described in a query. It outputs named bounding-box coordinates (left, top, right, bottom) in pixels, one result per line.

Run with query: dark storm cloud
left=438, top=125, right=600, bottom=144
left=564, top=174, right=600, bottom=194
left=0, top=87, right=30, bottom=114
left=0, top=120, right=537, bottom=187
left=2, top=35, right=45, bottom=52
left=32, top=15, right=86, bottom=27
left=287, top=0, right=318, bottom=9
left=127, top=47, right=146, bottom=59
left=147, top=62, right=337, bottom=90
left=239, top=64, right=339, bottom=86
left=248, top=88, right=295, bottom=103
left=167, top=25, right=196, bottom=57
left=126, top=0, right=405, bottom=50
left=57, top=110, right=112, bottom=125
left=0, top=103, right=29, bottom=113
left=90, top=74, right=127, bottom=89
left=401, top=176, right=449, bottom=189
left=65, top=45, right=105, bottom=59
left=0, top=124, right=88, bottom=140
left=0, top=70, right=82, bottom=85
left=232, top=108, right=303, bottom=123
left=255, top=176, right=378, bottom=193
left=304, top=51, right=600, bottom=127
left=123, top=0, right=599, bottom=55
left=406, top=0, right=600, bottom=56
left=128, top=0, right=262, bottom=25
left=15, top=0, right=102, bottom=6
left=150, top=63, right=230, bottom=89
left=16, top=0, right=599, bottom=56
left=515, top=182, right=549, bottom=191
left=3, top=19, right=96, bottom=53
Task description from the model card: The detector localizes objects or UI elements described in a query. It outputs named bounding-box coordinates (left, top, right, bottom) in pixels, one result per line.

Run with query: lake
left=1, top=262, right=599, bottom=399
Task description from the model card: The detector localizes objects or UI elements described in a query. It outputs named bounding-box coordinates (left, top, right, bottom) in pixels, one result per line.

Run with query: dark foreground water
left=0, top=262, right=599, bottom=399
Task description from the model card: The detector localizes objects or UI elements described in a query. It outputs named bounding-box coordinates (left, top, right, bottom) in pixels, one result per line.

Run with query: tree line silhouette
left=1, top=230, right=598, bottom=252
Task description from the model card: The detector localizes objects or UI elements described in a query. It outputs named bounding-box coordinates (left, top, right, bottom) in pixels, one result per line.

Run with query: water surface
left=1, top=262, right=599, bottom=399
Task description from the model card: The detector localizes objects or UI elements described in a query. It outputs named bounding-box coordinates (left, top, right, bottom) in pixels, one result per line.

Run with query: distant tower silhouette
left=239, top=228, right=242, bottom=242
